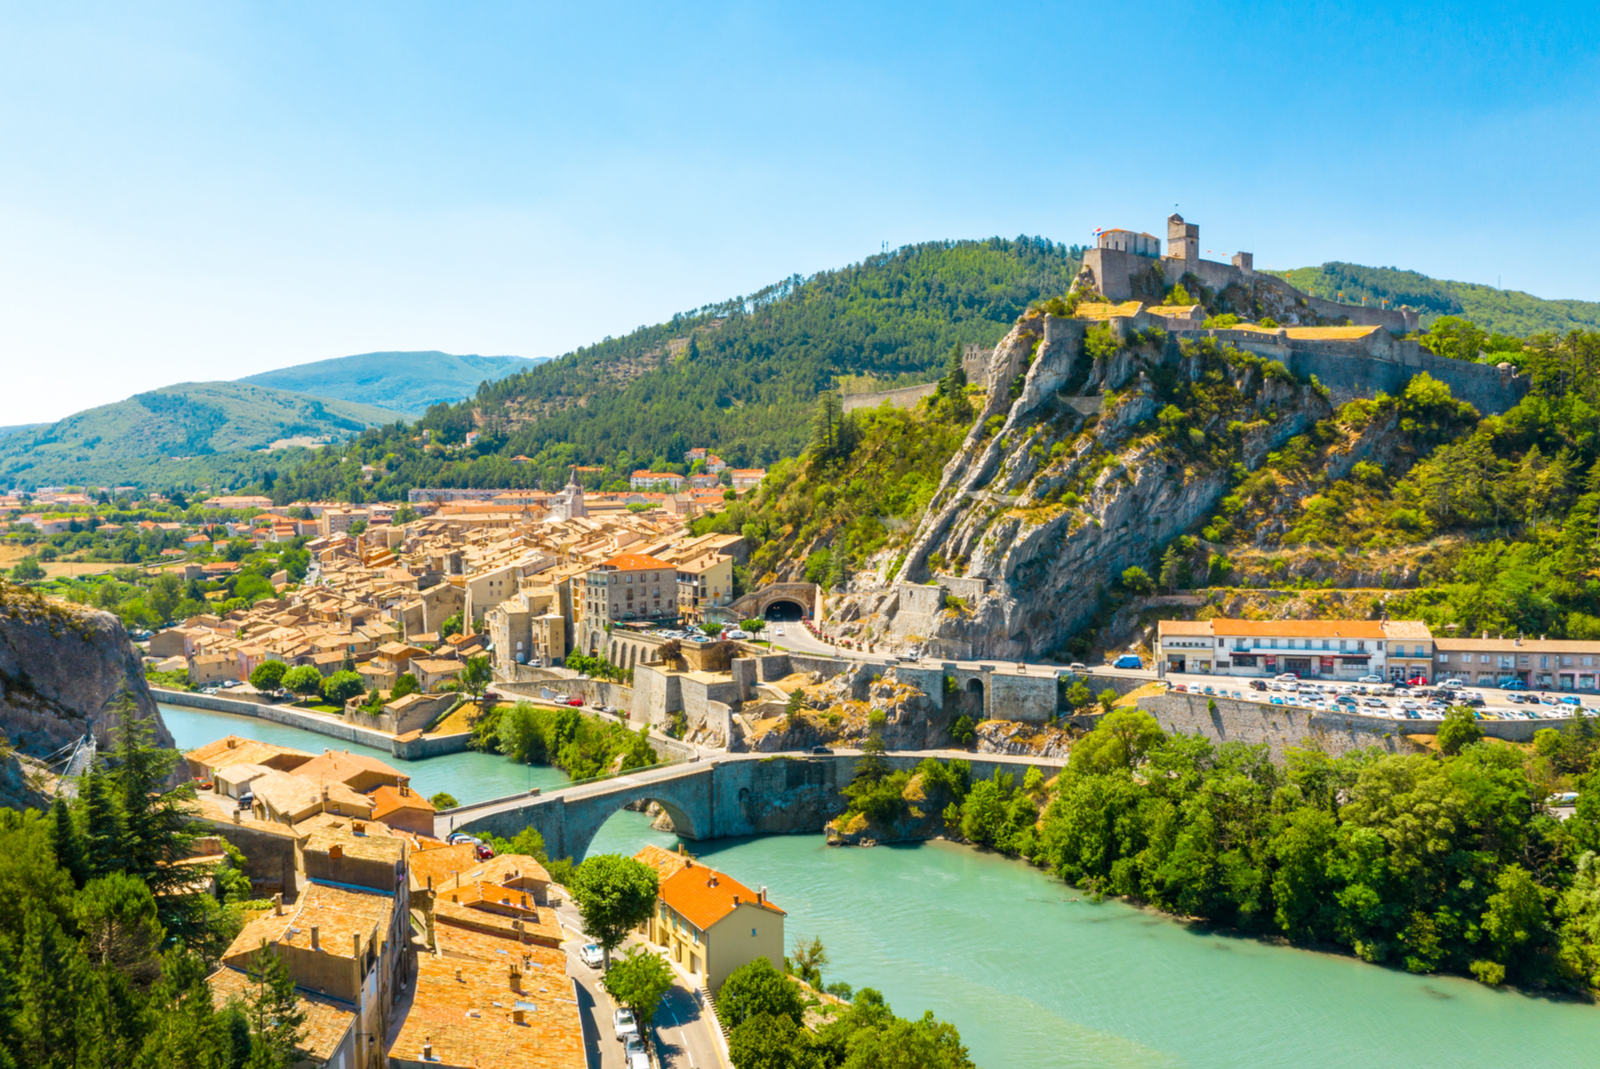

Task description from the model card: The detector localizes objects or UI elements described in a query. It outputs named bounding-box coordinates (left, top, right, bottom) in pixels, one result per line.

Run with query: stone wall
left=153, top=688, right=399, bottom=752
left=841, top=382, right=939, bottom=414
left=986, top=671, right=1058, bottom=722
left=1135, top=692, right=1578, bottom=762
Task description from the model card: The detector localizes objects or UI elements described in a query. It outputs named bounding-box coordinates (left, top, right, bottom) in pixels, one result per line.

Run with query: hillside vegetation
left=0, top=382, right=402, bottom=490
left=240, top=350, right=545, bottom=416
left=1270, top=262, right=1600, bottom=336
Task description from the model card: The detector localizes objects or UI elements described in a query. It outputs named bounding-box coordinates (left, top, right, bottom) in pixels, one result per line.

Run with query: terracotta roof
left=208, top=965, right=356, bottom=1062
left=633, top=844, right=691, bottom=883
left=371, top=783, right=435, bottom=819
left=1156, top=620, right=1214, bottom=636
left=1380, top=620, right=1435, bottom=640
left=1285, top=325, right=1380, bottom=340
left=1434, top=637, right=1600, bottom=654
left=1074, top=300, right=1144, bottom=321
left=186, top=735, right=313, bottom=773
left=300, top=825, right=408, bottom=866
left=409, top=842, right=481, bottom=893
left=1208, top=619, right=1390, bottom=639
left=434, top=896, right=564, bottom=947
left=657, top=861, right=784, bottom=931
left=452, top=853, right=552, bottom=891
left=222, top=879, right=395, bottom=967
left=293, top=749, right=404, bottom=789
left=252, top=771, right=373, bottom=820
left=390, top=929, right=585, bottom=1069
left=597, top=553, right=675, bottom=571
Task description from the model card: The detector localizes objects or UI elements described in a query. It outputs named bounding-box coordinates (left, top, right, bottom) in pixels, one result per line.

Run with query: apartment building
left=1156, top=618, right=1434, bottom=681
left=1434, top=635, right=1600, bottom=691
left=581, top=553, right=677, bottom=622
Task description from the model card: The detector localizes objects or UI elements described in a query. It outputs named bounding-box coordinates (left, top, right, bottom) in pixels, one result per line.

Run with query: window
left=1438, top=653, right=1449, bottom=662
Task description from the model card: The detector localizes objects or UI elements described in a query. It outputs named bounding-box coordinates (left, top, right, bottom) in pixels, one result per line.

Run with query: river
left=162, top=703, right=1599, bottom=1069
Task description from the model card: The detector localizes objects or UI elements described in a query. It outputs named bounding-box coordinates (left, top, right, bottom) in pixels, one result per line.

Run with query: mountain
left=0, top=424, right=45, bottom=442
left=1268, top=262, right=1600, bottom=336
left=238, top=351, right=547, bottom=416
left=0, top=382, right=404, bottom=490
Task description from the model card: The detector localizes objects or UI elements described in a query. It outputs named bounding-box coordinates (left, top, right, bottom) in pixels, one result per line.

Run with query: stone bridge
left=721, top=583, right=821, bottom=624
left=437, top=750, right=1065, bottom=861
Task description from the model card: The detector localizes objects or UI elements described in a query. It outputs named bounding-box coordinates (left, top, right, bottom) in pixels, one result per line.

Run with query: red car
left=567, top=697, right=584, bottom=707
left=1406, top=677, right=1429, bottom=686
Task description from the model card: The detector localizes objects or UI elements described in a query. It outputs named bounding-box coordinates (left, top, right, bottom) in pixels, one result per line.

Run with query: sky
left=2, top=1, right=1598, bottom=425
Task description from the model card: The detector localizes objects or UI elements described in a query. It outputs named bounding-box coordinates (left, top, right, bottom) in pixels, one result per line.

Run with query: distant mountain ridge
left=1268, top=263, right=1600, bottom=336
left=240, top=351, right=548, bottom=416
left=0, top=382, right=403, bottom=490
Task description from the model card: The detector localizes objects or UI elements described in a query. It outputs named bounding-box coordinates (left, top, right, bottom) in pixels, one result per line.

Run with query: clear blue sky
left=2, top=1, right=1596, bottom=424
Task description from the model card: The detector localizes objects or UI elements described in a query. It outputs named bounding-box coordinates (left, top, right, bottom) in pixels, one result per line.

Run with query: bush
left=391, top=672, right=419, bottom=699
left=1437, top=707, right=1484, bottom=755
left=429, top=791, right=458, bottom=809
left=719, top=958, right=804, bottom=1029
left=1120, top=566, right=1154, bottom=595
left=949, top=715, right=976, bottom=748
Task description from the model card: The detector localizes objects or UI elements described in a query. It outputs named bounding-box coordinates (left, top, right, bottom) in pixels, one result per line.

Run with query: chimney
left=427, top=875, right=434, bottom=892
left=509, top=965, right=522, bottom=992
left=758, top=886, right=766, bottom=904
left=273, top=893, right=283, bottom=916
left=732, top=894, right=740, bottom=906
left=233, top=809, right=241, bottom=824
left=329, top=844, right=343, bottom=860
left=353, top=821, right=365, bottom=835
left=352, top=932, right=361, bottom=960
left=455, top=967, right=463, bottom=982
left=227, top=738, right=237, bottom=748
left=310, top=926, right=320, bottom=950
left=423, top=1038, right=433, bottom=1060
left=513, top=1008, right=526, bottom=1025
left=322, top=785, right=330, bottom=801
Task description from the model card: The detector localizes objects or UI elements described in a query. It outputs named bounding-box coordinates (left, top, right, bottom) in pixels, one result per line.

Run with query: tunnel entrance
left=764, top=599, right=805, bottom=621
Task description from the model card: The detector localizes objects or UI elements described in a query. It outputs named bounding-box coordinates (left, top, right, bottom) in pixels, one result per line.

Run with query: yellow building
left=633, top=845, right=785, bottom=994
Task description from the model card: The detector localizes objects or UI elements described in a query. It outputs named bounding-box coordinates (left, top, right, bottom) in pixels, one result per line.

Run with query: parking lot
left=1163, top=674, right=1600, bottom=723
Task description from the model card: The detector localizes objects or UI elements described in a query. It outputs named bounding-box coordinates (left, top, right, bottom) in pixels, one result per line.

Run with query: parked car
left=1274, top=673, right=1299, bottom=683
left=1248, top=680, right=1267, bottom=692
left=624, top=1035, right=651, bottom=1069
left=1358, top=674, right=1383, bottom=684
left=1113, top=654, right=1143, bottom=669
left=1560, top=695, right=1582, bottom=706
left=1067, top=662, right=1087, bottom=672
left=1500, top=678, right=1528, bottom=690
left=614, top=1007, right=638, bottom=1042
left=1549, top=791, right=1580, bottom=805
left=567, top=697, right=584, bottom=707
left=447, top=832, right=481, bottom=846
left=1172, top=683, right=1188, bottom=693
left=475, top=843, right=495, bottom=860
left=579, top=944, right=604, bottom=969
left=810, top=745, right=833, bottom=755
left=237, top=792, right=253, bottom=811
left=552, top=694, right=570, bottom=704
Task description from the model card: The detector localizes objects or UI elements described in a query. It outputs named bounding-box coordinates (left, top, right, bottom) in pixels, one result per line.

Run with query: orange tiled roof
left=598, top=553, right=674, bottom=571
left=633, top=844, right=691, bottom=883
left=293, top=749, right=404, bottom=788
left=370, top=784, right=435, bottom=820
left=1208, top=619, right=1389, bottom=639
left=1380, top=621, right=1434, bottom=640
left=658, top=861, right=784, bottom=931
left=207, top=965, right=356, bottom=1062
left=1157, top=620, right=1214, bottom=636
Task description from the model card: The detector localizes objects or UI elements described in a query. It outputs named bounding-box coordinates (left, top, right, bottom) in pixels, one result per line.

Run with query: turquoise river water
left=161, top=703, right=1600, bottom=1069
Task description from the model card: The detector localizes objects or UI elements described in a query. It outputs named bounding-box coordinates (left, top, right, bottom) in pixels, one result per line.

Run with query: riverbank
left=152, top=686, right=474, bottom=759
left=163, top=704, right=1599, bottom=1068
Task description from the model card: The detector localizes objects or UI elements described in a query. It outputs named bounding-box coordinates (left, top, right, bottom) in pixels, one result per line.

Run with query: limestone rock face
left=830, top=309, right=1339, bottom=660
left=0, top=585, right=173, bottom=762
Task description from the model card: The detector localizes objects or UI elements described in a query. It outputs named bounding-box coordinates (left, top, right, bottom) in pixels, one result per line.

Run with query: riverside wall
left=1134, top=692, right=1576, bottom=762
left=151, top=687, right=474, bottom=757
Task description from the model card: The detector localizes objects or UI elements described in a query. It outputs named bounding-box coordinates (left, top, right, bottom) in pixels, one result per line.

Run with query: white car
left=614, top=1007, right=639, bottom=1042
left=1358, top=674, right=1383, bottom=684
left=775, top=627, right=785, bottom=636
left=1274, top=673, right=1299, bottom=683
left=624, top=1035, right=651, bottom=1069
left=553, top=694, right=570, bottom=704
left=579, top=944, right=603, bottom=969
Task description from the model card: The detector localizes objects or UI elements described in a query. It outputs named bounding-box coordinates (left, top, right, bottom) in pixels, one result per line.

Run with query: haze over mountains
left=239, top=351, right=547, bottom=417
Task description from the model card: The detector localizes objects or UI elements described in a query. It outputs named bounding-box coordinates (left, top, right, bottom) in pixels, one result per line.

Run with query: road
left=555, top=895, right=726, bottom=1069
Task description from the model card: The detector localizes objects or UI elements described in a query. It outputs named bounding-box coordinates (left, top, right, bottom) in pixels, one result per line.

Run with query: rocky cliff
left=0, top=582, right=173, bottom=771
left=829, top=307, right=1359, bottom=659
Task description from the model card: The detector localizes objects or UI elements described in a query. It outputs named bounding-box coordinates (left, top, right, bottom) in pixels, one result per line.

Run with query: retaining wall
left=841, top=383, right=939, bottom=414
left=155, top=687, right=416, bottom=755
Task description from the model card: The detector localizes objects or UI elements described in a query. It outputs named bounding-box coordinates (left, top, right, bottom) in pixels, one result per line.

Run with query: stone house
left=632, top=844, right=784, bottom=994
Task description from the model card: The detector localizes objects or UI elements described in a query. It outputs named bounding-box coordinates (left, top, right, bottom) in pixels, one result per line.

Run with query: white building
left=1156, top=619, right=1434, bottom=681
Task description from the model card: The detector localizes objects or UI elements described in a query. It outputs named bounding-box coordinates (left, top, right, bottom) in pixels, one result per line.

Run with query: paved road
left=555, top=896, right=726, bottom=1069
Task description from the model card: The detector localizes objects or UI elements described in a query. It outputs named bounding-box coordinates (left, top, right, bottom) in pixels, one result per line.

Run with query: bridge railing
left=438, top=755, right=698, bottom=816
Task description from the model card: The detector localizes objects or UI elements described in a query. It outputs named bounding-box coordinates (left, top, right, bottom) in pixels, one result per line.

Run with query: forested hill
left=421, top=238, right=1083, bottom=472
left=1269, top=262, right=1600, bottom=336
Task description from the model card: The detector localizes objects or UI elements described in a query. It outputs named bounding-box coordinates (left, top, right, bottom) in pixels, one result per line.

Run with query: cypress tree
left=243, top=942, right=306, bottom=1069
left=82, top=767, right=126, bottom=880
left=16, top=909, right=79, bottom=1069
left=50, top=795, right=89, bottom=889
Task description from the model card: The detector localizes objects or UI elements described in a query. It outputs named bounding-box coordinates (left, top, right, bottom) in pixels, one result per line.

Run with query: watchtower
left=1167, top=214, right=1199, bottom=262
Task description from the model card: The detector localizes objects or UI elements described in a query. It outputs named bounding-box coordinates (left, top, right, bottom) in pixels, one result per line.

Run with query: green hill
left=1268, top=262, right=1600, bottom=336
left=0, top=382, right=404, bottom=491
left=265, top=237, right=1086, bottom=502
left=239, top=351, right=547, bottom=416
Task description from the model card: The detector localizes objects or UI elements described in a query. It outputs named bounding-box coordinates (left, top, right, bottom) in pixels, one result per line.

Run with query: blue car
left=1113, top=654, right=1143, bottom=669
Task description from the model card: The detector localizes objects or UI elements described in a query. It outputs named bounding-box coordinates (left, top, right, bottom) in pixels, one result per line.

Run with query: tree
left=741, top=618, right=767, bottom=638
left=789, top=935, right=828, bottom=989
left=1120, top=566, right=1154, bottom=595
left=854, top=732, right=890, bottom=784
left=784, top=689, right=804, bottom=729
left=429, top=791, right=459, bottom=810
left=1070, top=709, right=1165, bottom=774
left=82, top=766, right=126, bottom=880
left=718, top=958, right=804, bottom=1028
left=728, top=1012, right=817, bottom=1069
left=248, top=660, right=287, bottom=692
left=459, top=655, right=492, bottom=703
left=391, top=672, right=420, bottom=699
left=1158, top=544, right=1189, bottom=592
left=281, top=665, right=323, bottom=697
left=10, top=557, right=44, bottom=581
left=1096, top=688, right=1119, bottom=714
left=241, top=942, right=307, bottom=1069
left=439, top=612, right=464, bottom=639
left=948, top=715, right=976, bottom=748
left=1437, top=706, right=1484, bottom=756
left=320, top=671, right=365, bottom=705
left=50, top=795, right=88, bottom=889
left=569, top=855, right=659, bottom=968
left=601, top=945, right=675, bottom=1027
left=147, top=573, right=182, bottom=623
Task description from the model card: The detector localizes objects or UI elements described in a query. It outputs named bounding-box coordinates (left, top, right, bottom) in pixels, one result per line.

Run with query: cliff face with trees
left=0, top=581, right=172, bottom=783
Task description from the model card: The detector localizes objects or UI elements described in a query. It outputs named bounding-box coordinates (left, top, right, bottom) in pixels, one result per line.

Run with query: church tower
left=1167, top=213, right=1199, bottom=262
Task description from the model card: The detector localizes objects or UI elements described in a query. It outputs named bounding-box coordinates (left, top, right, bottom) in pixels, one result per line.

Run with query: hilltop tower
left=1166, top=214, right=1199, bottom=263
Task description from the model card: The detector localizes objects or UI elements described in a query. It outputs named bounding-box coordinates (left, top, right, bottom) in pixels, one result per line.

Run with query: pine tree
left=82, top=766, right=126, bottom=880
left=16, top=909, right=80, bottom=1069
left=243, top=943, right=306, bottom=1069
left=51, top=795, right=89, bottom=889
left=111, top=707, right=199, bottom=899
